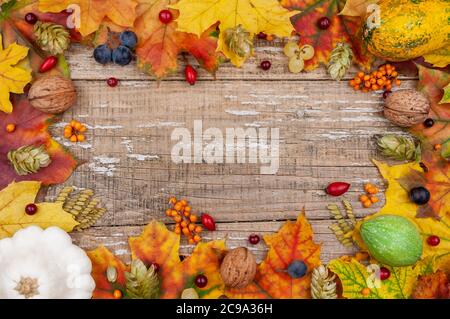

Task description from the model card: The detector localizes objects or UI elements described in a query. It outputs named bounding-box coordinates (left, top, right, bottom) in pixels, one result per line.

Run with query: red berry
left=201, top=213, right=216, bottom=231
left=150, top=262, right=160, bottom=272
left=379, top=267, right=390, bottom=280
left=184, top=65, right=197, bottom=85
left=25, top=203, right=38, bottom=215
left=39, top=56, right=58, bottom=73
left=326, top=182, right=351, bottom=196
left=257, top=32, right=267, bottom=39
left=107, top=77, right=119, bottom=87
left=260, top=60, right=271, bottom=71
left=159, top=9, right=173, bottom=24
left=195, top=274, right=208, bottom=288
left=249, top=234, right=260, bottom=245
left=427, top=235, right=440, bottom=246
left=383, top=90, right=392, bottom=99
left=25, top=13, right=38, bottom=25
left=317, top=17, right=331, bottom=30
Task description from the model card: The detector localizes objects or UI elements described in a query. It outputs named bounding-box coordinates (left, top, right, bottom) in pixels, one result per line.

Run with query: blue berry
left=94, top=44, right=112, bottom=65
left=112, top=45, right=133, bottom=66
left=120, top=31, right=138, bottom=49
left=287, top=260, right=307, bottom=279
left=410, top=186, right=430, bottom=205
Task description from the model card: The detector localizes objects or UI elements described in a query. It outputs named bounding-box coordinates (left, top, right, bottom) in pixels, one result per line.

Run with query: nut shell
left=220, top=247, right=256, bottom=288
left=384, top=89, right=430, bottom=127
left=28, top=75, right=77, bottom=114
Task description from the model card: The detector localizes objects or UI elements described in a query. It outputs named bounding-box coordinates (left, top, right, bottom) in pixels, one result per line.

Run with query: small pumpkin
left=0, top=226, right=95, bottom=299
left=363, top=0, right=450, bottom=62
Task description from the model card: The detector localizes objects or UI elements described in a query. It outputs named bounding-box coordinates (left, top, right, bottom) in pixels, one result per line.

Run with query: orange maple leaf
left=226, top=213, right=322, bottom=298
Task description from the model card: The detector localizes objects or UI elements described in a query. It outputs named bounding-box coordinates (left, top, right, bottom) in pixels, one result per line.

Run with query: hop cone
left=223, top=25, right=253, bottom=58
left=328, top=43, right=353, bottom=81
left=311, top=265, right=337, bottom=299
left=377, top=135, right=420, bottom=161
left=125, top=259, right=160, bottom=299
left=8, top=145, right=51, bottom=176
left=34, top=22, right=70, bottom=55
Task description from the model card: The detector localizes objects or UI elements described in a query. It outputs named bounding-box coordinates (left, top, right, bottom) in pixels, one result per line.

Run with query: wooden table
left=49, top=40, right=417, bottom=264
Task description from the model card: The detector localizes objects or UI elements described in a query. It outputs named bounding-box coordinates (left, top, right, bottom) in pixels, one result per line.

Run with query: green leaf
left=440, top=83, right=450, bottom=104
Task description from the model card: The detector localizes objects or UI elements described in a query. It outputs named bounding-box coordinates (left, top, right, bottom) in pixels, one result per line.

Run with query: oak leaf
left=38, top=0, right=138, bottom=36
left=0, top=95, right=78, bottom=190
left=0, top=34, right=31, bottom=113
left=281, top=0, right=374, bottom=71
left=134, top=0, right=222, bottom=78
left=226, top=213, right=321, bottom=298
left=0, top=181, right=78, bottom=239
left=171, top=0, right=298, bottom=66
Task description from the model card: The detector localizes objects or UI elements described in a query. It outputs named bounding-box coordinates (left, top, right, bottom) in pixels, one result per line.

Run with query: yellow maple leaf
left=38, top=0, right=138, bottom=36
left=0, top=35, right=32, bottom=113
left=170, top=0, right=298, bottom=66
left=0, top=181, right=78, bottom=238
left=353, top=161, right=450, bottom=267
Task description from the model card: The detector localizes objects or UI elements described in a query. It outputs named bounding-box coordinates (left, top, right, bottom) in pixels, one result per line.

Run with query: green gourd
left=360, top=215, right=423, bottom=267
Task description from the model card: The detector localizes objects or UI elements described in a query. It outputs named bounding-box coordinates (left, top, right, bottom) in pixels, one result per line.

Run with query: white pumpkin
left=0, top=226, right=95, bottom=299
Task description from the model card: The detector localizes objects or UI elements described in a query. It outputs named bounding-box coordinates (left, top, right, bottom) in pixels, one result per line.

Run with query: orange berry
left=363, top=200, right=372, bottom=208
left=364, top=183, right=373, bottom=191
left=353, top=85, right=360, bottom=91
left=350, top=80, right=356, bottom=86
left=371, top=84, right=379, bottom=91
left=188, top=238, right=195, bottom=244
left=189, top=215, right=197, bottom=222
left=64, top=131, right=72, bottom=138
left=174, top=227, right=181, bottom=235
left=395, top=79, right=401, bottom=86
left=359, top=195, right=369, bottom=202
left=79, top=125, right=87, bottom=133
left=181, top=221, right=188, bottom=228
left=74, top=122, right=82, bottom=131
left=376, top=72, right=383, bottom=78
left=174, top=215, right=182, bottom=223
left=370, top=196, right=379, bottom=203
left=179, top=199, right=187, bottom=206
left=385, top=84, right=392, bottom=90
left=174, top=202, right=183, bottom=211
left=386, top=69, right=392, bottom=75
left=183, top=211, right=190, bottom=217
left=169, top=197, right=177, bottom=204
left=113, top=289, right=122, bottom=299
left=434, top=144, right=442, bottom=150
left=367, top=187, right=379, bottom=195
left=357, top=72, right=365, bottom=78
left=385, top=64, right=392, bottom=69
left=170, top=210, right=177, bottom=217
left=77, top=134, right=85, bottom=142
left=182, top=227, right=190, bottom=236
left=364, top=81, right=371, bottom=88
left=165, top=209, right=172, bottom=216
left=188, top=224, right=195, bottom=231
left=193, top=235, right=201, bottom=243
left=70, top=120, right=77, bottom=127
left=361, top=288, right=371, bottom=296
left=363, top=75, right=370, bottom=81
left=354, top=77, right=362, bottom=84
left=391, top=71, right=398, bottom=77
left=266, top=34, right=274, bottom=41
left=370, top=78, right=376, bottom=84
left=381, top=70, right=386, bottom=76
left=194, top=226, right=202, bottom=233
left=6, top=123, right=16, bottom=133
left=184, top=206, right=191, bottom=213
left=377, top=79, right=384, bottom=86
left=70, top=135, right=78, bottom=142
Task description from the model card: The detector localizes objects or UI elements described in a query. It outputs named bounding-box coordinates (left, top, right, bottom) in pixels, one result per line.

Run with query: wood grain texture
left=49, top=43, right=418, bottom=264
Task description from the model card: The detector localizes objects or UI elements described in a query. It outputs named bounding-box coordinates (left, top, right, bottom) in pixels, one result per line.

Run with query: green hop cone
left=34, top=21, right=70, bottom=55
left=377, top=134, right=420, bottom=161
left=223, top=25, right=253, bottom=58
left=328, top=43, right=353, bottom=81
left=125, top=259, right=160, bottom=299
left=8, top=145, right=51, bottom=176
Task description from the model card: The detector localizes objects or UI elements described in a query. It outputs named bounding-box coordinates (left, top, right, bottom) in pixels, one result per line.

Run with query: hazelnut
left=384, top=89, right=430, bottom=127
left=28, top=75, right=77, bottom=114
left=220, top=247, right=257, bottom=288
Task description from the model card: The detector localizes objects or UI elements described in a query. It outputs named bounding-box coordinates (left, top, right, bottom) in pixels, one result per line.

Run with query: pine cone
left=377, top=134, right=420, bottom=161
left=223, top=25, right=253, bottom=58
left=328, top=43, right=353, bottom=81
left=311, top=265, right=337, bottom=299
left=125, top=260, right=160, bottom=299
left=34, top=22, right=70, bottom=55
left=7, top=145, right=51, bottom=176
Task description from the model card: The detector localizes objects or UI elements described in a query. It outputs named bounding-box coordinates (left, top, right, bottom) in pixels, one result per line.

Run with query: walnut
left=384, top=90, right=430, bottom=127
left=28, top=75, right=77, bottom=114
left=220, top=247, right=257, bottom=288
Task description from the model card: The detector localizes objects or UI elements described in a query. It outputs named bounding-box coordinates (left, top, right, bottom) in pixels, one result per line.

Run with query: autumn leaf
left=0, top=34, right=31, bottom=113
left=440, top=83, right=450, bottom=104
left=0, top=181, right=78, bottom=238
left=0, top=95, right=78, bottom=190
left=38, top=0, right=138, bottom=36
left=328, top=257, right=427, bottom=299
left=171, top=0, right=298, bottom=66
left=133, top=0, right=222, bottom=78
left=412, top=270, right=450, bottom=299
left=281, top=0, right=374, bottom=71
left=226, top=213, right=321, bottom=298
left=352, top=161, right=450, bottom=264
left=338, top=0, right=378, bottom=17
left=423, top=46, right=450, bottom=69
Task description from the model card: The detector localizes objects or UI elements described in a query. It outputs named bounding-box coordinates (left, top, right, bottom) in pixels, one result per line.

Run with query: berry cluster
left=94, top=31, right=137, bottom=66
left=64, top=120, right=87, bottom=143
left=349, top=64, right=401, bottom=93
left=359, top=183, right=379, bottom=208
left=166, top=197, right=203, bottom=244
